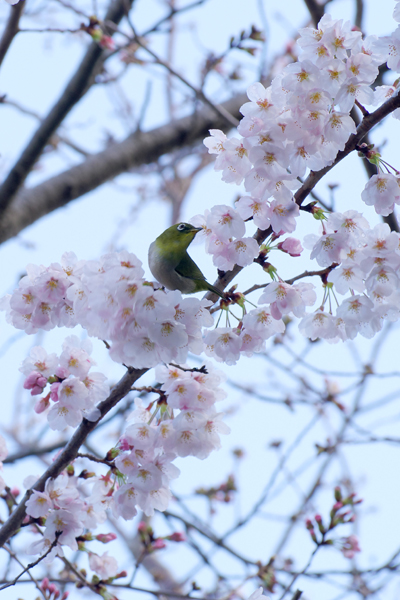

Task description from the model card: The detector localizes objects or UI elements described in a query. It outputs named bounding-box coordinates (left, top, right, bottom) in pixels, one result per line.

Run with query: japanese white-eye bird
left=148, top=222, right=225, bottom=299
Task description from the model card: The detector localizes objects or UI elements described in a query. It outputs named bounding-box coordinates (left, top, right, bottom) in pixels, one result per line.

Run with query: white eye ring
left=177, top=223, right=186, bottom=231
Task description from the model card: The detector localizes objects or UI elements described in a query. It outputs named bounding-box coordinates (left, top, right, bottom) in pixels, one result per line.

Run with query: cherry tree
left=1, top=1, right=400, bottom=599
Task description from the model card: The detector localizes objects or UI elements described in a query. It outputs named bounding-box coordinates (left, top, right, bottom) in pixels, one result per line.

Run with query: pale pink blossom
left=236, top=196, right=271, bottom=230
left=340, top=534, right=361, bottom=559
left=247, top=588, right=271, bottom=600
left=204, top=328, right=242, bottom=365
left=361, top=173, right=400, bottom=216
left=26, top=491, right=53, bottom=518
left=112, top=484, right=140, bottom=520
left=206, top=205, right=246, bottom=243
left=89, top=552, right=119, bottom=579
left=240, top=82, right=279, bottom=124
left=45, top=509, right=84, bottom=551
left=269, top=198, right=299, bottom=234
left=259, top=281, right=316, bottom=319
left=20, top=346, right=58, bottom=377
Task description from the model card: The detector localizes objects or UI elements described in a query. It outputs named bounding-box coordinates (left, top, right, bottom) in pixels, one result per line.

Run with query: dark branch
left=205, top=92, right=400, bottom=300
left=303, top=0, right=325, bottom=26
left=0, top=0, right=134, bottom=219
left=0, top=365, right=147, bottom=548
left=0, top=0, right=24, bottom=68
left=0, top=92, right=246, bottom=245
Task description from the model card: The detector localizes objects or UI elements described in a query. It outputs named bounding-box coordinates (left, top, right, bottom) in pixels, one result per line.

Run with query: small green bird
left=148, top=222, right=225, bottom=299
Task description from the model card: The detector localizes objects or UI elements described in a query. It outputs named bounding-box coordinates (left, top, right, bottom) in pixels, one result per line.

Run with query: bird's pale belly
left=148, top=243, right=196, bottom=293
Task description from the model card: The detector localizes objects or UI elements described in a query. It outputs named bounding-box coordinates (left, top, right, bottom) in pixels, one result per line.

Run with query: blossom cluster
left=25, top=471, right=120, bottom=580
left=204, top=304, right=287, bottom=364
left=0, top=251, right=213, bottom=368
left=194, top=13, right=400, bottom=347
left=20, top=336, right=109, bottom=430
left=25, top=363, right=229, bottom=559
left=112, top=363, right=229, bottom=519
left=301, top=217, right=400, bottom=341
left=202, top=12, right=389, bottom=246
left=202, top=10, right=400, bottom=240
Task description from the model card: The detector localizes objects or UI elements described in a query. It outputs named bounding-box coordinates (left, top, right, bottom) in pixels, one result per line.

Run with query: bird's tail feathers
left=207, top=283, right=226, bottom=299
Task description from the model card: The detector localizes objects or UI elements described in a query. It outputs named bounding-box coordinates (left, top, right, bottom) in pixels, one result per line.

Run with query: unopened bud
left=334, top=486, right=342, bottom=502
left=41, top=578, right=49, bottom=591
left=79, top=470, right=96, bottom=479
left=115, top=570, right=128, bottom=579
left=305, top=518, right=313, bottom=530
left=96, top=533, right=117, bottom=544
left=106, top=447, right=120, bottom=461
left=91, top=28, right=103, bottom=42
left=312, top=206, right=327, bottom=221
left=264, top=263, right=278, bottom=278
left=167, top=532, right=186, bottom=542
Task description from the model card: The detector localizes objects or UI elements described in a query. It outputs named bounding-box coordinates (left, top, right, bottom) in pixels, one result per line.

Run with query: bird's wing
left=175, top=253, right=206, bottom=282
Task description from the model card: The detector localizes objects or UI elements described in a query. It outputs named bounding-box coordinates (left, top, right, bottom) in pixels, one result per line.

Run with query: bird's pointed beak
left=190, top=226, right=203, bottom=234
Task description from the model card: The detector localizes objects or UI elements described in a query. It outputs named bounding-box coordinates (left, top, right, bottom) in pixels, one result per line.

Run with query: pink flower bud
left=100, top=35, right=115, bottom=50
left=115, top=570, right=127, bottom=579
left=34, top=393, right=50, bottom=414
left=138, top=521, right=147, bottom=532
left=308, top=528, right=317, bottom=542
left=96, top=533, right=117, bottom=544
left=61, top=593, right=69, bottom=600
left=10, top=487, right=20, bottom=497
left=55, top=366, right=69, bottom=380
left=315, top=514, right=322, bottom=523
left=23, top=371, right=47, bottom=395
left=118, top=437, right=130, bottom=452
left=277, top=237, right=303, bottom=257
left=168, top=532, right=186, bottom=542
left=152, top=538, right=166, bottom=550
left=41, top=578, right=49, bottom=590
left=50, top=382, right=60, bottom=402
left=271, top=230, right=285, bottom=241
left=332, top=501, right=343, bottom=511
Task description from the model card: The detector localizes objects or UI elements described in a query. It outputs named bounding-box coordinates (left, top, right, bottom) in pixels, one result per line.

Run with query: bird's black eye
left=177, top=223, right=186, bottom=231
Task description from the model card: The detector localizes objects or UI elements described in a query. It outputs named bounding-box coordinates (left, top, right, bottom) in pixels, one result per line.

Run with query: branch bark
left=0, top=92, right=247, bottom=245
left=0, top=0, right=24, bottom=68
left=303, top=0, right=325, bottom=26
left=0, top=365, right=147, bottom=548
left=206, top=93, right=400, bottom=300
left=0, top=0, right=134, bottom=218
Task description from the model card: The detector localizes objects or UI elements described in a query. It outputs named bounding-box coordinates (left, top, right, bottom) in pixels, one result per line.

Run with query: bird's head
left=155, top=222, right=202, bottom=254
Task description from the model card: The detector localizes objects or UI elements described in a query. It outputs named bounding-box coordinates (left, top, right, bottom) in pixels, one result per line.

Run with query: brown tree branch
left=205, top=92, right=400, bottom=300
left=0, top=0, right=24, bottom=68
left=303, top=0, right=325, bottom=26
left=0, top=92, right=247, bottom=245
left=0, top=365, right=147, bottom=548
left=0, top=0, right=134, bottom=218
